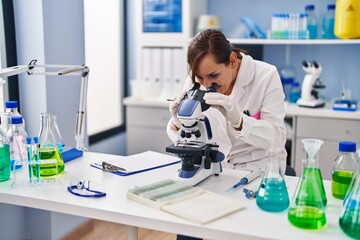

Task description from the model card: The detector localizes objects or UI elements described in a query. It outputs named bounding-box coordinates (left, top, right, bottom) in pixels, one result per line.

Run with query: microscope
left=166, top=82, right=225, bottom=186
left=296, top=60, right=326, bottom=108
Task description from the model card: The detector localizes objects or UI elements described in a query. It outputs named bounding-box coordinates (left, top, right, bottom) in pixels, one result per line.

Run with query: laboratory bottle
left=289, top=81, right=301, bottom=103
left=322, top=4, right=337, bottom=39
left=332, top=141, right=359, bottom=200
left=288, top=138, right=327, bottom=230
left=50, top=115, right=65, bottom=152
left=279, top=65, right=296, bottom=101
left=38, top=113, right=65, bottom=176
left=0, top=125, right=10, bottom=182
left=6, top=116, right=28, bottom=170
left=339, top=164, right=360, bottom=239
left=305, top=4, right=318, bottom=39
left=5, top=100, right=25, bottom=128
left=256, top=147, right=290, bottom=212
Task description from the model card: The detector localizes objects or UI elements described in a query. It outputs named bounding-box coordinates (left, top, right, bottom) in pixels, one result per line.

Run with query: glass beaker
left=339, top=165, right=360, bottom=239
left=288, top=138, right=327, bottom=230
left=37, top=113, right=65, bottom=176
left=256, top=147, right=290, bottom=212
left=50, top=115, right=65, bottom=152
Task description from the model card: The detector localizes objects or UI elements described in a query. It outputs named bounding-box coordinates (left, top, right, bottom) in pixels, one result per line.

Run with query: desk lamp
left=0, top=59, right=89, bottom=159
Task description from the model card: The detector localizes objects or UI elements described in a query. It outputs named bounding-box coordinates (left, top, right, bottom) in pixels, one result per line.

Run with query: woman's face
left=195, top=52, right=238, bottom=95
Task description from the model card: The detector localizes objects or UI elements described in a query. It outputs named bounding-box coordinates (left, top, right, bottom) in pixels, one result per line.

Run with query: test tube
left=26, top=137, right=34, bottom=183
left=33, top=137, right=41, bottom=182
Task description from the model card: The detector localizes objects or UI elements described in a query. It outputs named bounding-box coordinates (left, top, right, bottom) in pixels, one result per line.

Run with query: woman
left=167, top=29, right=287, bottom=174
left=167, top=29, right=288, bottom=240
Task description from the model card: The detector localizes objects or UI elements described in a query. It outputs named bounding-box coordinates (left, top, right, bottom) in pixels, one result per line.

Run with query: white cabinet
left=134, top=0, right=207, bottom=100
left=124, top=98, right=170, bottom=155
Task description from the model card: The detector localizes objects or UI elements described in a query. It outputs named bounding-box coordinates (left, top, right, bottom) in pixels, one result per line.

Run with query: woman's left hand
left=204, top=92, right=242, bottom=129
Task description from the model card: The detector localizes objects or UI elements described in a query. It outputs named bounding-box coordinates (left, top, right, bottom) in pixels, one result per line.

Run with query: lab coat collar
left=231, top=53, right=255, bottom=98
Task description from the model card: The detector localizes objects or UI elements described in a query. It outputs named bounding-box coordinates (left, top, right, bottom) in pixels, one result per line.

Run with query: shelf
left=228, top=38, right=360, bottom=45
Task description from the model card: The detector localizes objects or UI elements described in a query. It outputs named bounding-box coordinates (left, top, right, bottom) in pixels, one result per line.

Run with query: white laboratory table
left=0, top=152, right=351, bottom=240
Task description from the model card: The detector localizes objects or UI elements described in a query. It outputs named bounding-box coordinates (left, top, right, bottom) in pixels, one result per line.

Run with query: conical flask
left=256, top=147, right=290, bottom=212
left=288, top=138, right=327, bottom=229
left=37, top=113, right=65, bottom=176
left=50, top=115, right=65, bottom=152
left=339, top=164, right=360, bottom=239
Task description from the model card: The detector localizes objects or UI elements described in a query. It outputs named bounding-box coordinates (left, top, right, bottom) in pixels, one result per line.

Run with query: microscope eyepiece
left=208, top=83, right=219, bottom=92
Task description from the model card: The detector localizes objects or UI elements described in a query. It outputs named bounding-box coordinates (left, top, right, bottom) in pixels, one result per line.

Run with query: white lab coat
left=167, top=54, right=287, bottom=173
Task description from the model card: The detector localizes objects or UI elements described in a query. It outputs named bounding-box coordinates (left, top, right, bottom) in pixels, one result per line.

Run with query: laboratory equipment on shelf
left=334, top=0, right=360, bottom=39
left=305, top=4, right=318, bottom=39
left=0, top=59, right=89, bottom=151
left=38, top=113, right=65, bottom=176
left=166, top=82, right=225, bottom=186
left=0, top=125, right=10, bottom=182
left=322, top=4, right=337, bottom=39
left=289, top=81, right=301, bottom=103
left=269, top=13, right=308, bottom=39
left=5, top=100, right=25, bottom=127
left=256, top=148, right=289, bottom=212
left=7, top=116, right=28, bottom=170
left=288, top=138, right=327, bottom=230
left=339, top=164, right=360, bottom=239
left=296, top=60, right=326, bottom=108
left=196, top=15, right=222, bottom=33
left=332, top=141, right=359, bottom=200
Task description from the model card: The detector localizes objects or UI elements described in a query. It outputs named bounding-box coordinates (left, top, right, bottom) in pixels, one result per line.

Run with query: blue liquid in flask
left=256, top=178, right=290, bottom=212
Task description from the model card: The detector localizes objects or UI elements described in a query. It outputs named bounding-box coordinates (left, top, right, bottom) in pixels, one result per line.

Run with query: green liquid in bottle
left=33, top=146, right=64, bottom=176
left=288, top=206, right=326, bottom=229
left=332, top=170, right=353, bottom=200
left=339, top=209, right=360, bottom=239
left=296, top=168, right=327, bottom=207
left=0, top=144, right=10, bottom=182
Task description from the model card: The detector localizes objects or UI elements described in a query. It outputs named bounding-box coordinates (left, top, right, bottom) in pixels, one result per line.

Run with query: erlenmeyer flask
left=288, top=138, right=327, bottom=229
left=339, top=165, right=360, bottom=239
left=37, top=113, right=65, bottom=176
left=256, top=147, right=290, bottom=212
left=50, top=115, right=65, bottom=152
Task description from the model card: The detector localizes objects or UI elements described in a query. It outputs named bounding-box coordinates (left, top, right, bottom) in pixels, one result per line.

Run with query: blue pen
left=33, top=137, right=41, bottom=182
left=26, top=137, right=34, bottom=183
left=225, top=170, right=263, bottom=192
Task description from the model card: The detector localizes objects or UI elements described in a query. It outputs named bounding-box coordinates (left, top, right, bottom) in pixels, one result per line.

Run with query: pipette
left=225, top=170, right=263, bottom=192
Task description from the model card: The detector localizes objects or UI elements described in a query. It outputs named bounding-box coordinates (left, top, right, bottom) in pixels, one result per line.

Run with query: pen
left=99, top=161, right=127, bottom=172
left=26, top=137, right=34, bottom=183
left=225, top=170, right=263, bottom=192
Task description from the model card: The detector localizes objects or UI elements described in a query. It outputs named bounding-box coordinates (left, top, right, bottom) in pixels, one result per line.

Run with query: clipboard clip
left=101, top=161, right=127, bottom=172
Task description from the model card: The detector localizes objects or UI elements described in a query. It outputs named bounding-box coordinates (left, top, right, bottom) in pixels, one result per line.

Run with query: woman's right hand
left=169, top=90, right=187, bottom=129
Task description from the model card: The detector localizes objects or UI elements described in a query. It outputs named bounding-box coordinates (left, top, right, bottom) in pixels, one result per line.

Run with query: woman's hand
left=169, top=91, right=187, bottom=129
left=204, top=92, right=242, bottom=130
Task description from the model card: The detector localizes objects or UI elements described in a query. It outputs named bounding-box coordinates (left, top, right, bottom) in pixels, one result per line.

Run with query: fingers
left=204, top=92, right=226, bottom=105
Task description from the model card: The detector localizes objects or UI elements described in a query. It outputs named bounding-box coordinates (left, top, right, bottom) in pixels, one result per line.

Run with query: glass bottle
left=0, top=126, right=10, bottom=182
left=305, top=4, right=318, bottom=39
left=289, top=81, right=301, bottom=103
left=256, top=147, right=290, bottom=212
left=332, top=141, right=359, bottom=200
left=5, top=100, right=25, bottom=128
left=279, top=64, right=296, bottom=101
left=288, top=138, right=327, bottom=230
left=339, top=164, right=360, bottom=239
left=6, top=116, right=28, bottom=170
left=322, top=4, right=337, bottom=39
left=50, top=115, right=65, bottom=152
left=38, top=113, right=65, bottom=176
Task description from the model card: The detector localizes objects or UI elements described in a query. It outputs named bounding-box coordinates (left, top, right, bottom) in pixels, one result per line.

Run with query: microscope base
left=297, top=98, right=325, bottom=108
left=176, top=162, right=221, bottom=186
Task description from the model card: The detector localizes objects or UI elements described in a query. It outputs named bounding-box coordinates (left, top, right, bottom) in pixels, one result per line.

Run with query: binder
left=160, top=48, right=173, bottom=99
left=90, top=151, right=181, bottom=176
left=141, top=47, right=152, bottom=98
left=150, top=47, right=163, bottom=98
left=172, top=48, right=187, bottom=96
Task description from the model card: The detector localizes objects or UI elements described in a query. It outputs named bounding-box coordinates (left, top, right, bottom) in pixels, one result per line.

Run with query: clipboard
left=90, top=151, right=181, bottom=176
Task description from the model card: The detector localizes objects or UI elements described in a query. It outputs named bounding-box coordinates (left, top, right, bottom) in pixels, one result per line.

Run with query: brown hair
left=187, top=29, right=245, bottom=83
